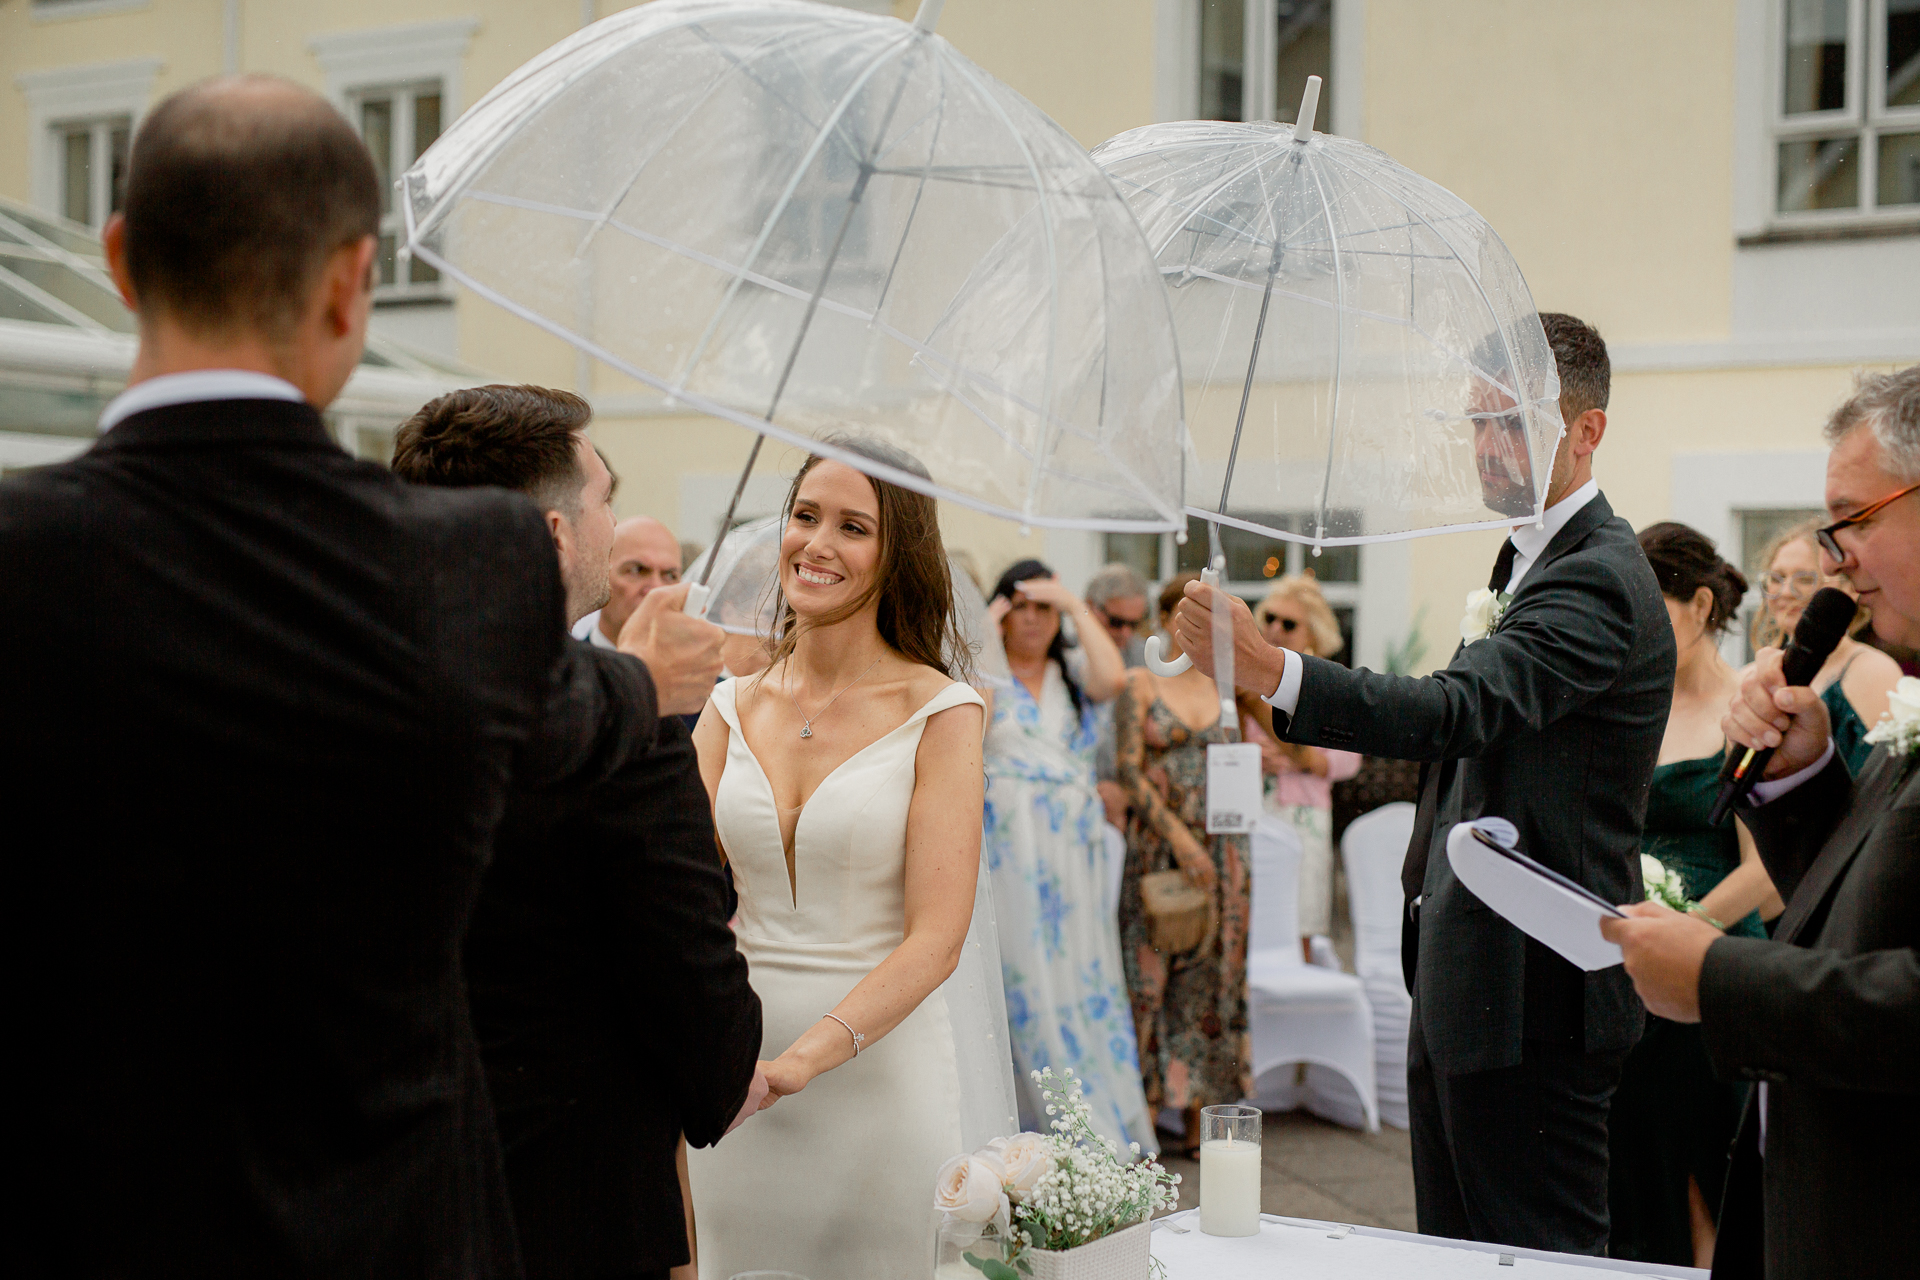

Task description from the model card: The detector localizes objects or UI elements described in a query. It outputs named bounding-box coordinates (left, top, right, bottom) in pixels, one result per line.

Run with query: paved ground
left=1156, top=1110, right=1416, bottom=1232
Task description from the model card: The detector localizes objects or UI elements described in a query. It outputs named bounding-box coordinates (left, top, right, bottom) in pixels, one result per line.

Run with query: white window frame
left=1154, top=0, right=1364, bottom=133
left=15, top=58, right=163, bottom=223
left=347, top=81, right=449, bottom=302
left=1767, top=0, right=1920, bottom=225
left=50, top=117, right=131, bottom=231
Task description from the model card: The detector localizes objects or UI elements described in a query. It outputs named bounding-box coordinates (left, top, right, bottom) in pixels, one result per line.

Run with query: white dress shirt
left=571, top=611, right=619, bottom=650
left=99, top=369, right=304, bottom=433
left=1263, top=479, right=1603, bottom=718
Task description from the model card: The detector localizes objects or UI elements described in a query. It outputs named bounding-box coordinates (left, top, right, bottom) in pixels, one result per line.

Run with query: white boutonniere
left=1459, top=587, right=1512, bottom=644
left=1640, top=854, right=1693, bottom=913
left=1864, top=675, right=1920, bottom=757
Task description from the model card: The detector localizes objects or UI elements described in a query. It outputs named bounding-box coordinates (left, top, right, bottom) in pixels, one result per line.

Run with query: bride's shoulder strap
left=913, top=680, right=986, bottom=723
left=709, top=674, right=745, bottom=732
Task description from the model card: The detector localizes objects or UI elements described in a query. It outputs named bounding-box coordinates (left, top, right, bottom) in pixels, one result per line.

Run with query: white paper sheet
left=1445, top=819, right=1625, bottom=972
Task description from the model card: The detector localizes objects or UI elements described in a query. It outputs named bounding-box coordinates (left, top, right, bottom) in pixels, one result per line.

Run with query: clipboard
left=1446, top=819, right=1626, bottom=971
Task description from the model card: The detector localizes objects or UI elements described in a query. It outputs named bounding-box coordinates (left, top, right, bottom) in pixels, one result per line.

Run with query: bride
left=687, top=441, right=1008, bottom=1280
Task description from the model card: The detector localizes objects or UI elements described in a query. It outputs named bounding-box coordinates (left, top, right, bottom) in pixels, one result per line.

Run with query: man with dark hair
left=391, top=383, right=753, bottom=1280
left=1173, top=312, right=1673, bottom=1254
left=0, top=76, right=754, bottom=1277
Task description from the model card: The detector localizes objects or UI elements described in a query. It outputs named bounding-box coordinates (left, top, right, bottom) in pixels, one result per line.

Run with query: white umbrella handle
left=1142, top=566, right=1219, bottom=676
left=684, top=581, right=712, bottom=621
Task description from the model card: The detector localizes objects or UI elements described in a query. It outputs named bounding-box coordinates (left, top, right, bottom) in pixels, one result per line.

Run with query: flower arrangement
left=934, top=1068, right=1180, bottom=1280
left=1640, top=854, right=1695, bottom=914
left=1864, top=676, right=1920, bottom=758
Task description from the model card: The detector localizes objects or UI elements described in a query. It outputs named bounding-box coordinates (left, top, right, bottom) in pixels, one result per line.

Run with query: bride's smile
left=780, top=460, right=881, bottom=617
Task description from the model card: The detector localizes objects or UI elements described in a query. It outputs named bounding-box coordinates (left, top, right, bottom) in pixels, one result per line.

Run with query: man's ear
left=546, top=508, right=570, bottom=555
left=321, top=235, right=378, bottom=338
left=102, top=214, right=138, bottom=310
left=1574, top=407, right=1607, bottom=457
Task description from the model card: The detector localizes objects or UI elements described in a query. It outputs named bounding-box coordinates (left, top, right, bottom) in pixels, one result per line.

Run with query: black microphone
left=1706, top=586, right=1856, bottom=827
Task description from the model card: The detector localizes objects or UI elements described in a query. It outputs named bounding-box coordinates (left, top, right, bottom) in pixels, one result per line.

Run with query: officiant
left=1171, top=315, right=1674, bottom=1255
left=1602, top=366, right=1920, bottom=1280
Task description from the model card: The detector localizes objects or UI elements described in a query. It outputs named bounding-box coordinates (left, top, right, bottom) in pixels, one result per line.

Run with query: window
left=351, top=83, right=445, bottom=298
left=1196, top=0, right=1333, bottom=125
left=51, top=118, right=130, bottom=231
left=1772, top=0, right=1920, bottom=217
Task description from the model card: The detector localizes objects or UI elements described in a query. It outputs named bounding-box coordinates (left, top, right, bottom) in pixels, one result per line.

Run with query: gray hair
left=1824, top=365, right=1920, bottom=483
left=1084, top=562, right=1148, bottom=609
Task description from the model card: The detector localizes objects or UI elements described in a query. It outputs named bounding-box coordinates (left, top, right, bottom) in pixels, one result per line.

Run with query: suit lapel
left=1776, top=746, right=1915, bottom=944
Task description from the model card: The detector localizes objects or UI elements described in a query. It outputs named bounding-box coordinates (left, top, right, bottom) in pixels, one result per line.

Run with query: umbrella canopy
left=403, top=0, right=1185, bottom=536
left=1092, top=94, right=1563, bottom=550
left=685, top=514, right=1009, bottom=686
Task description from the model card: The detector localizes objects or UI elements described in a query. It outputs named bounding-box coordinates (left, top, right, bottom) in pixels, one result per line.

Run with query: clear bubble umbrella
left=1092, top=79, right=1564, bottom=675
left=685, top=514, right=1010, bottom=686
left=402, top=0, right=1187, bottom=612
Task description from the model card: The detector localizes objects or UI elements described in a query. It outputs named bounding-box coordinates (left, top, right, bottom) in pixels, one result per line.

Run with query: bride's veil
left=941, top=861, right=1020, bottom=1150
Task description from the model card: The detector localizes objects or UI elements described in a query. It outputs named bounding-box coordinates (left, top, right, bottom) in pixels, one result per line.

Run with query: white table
left=1151, top=1211, right=1705, bottom=1280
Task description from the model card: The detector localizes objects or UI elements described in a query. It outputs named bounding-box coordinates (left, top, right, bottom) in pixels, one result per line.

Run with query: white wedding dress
left=690, top=676, right=1018, bottom=1280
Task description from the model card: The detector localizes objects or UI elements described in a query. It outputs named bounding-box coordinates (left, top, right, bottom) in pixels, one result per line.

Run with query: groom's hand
left=618, top=582, right=726, bottom=716
left=1170, top=581, right=1286, bottom=698
left=725, top=1065, right=771, bottom=1134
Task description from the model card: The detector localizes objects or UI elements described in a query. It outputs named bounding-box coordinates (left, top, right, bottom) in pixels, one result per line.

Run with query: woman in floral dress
left=1115, top=574, right=1252, bottom=1154
left=983, top=560, right=1156, bottom=1155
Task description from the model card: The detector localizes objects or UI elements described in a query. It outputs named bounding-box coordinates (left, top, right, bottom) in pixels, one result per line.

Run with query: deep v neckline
left=734, top=685, right=955, bottom=908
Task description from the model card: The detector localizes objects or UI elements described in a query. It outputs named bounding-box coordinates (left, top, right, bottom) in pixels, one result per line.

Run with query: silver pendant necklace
left=787, top=656, right=882, bottom=739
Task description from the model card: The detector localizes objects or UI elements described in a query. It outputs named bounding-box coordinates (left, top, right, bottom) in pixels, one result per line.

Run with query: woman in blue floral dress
left=983, top=560, right=1156, bottom=1155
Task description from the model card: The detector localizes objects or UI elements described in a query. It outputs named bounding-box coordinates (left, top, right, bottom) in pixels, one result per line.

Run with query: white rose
left=934, top=1153, right=1009, bottom=1223
left=1886, top=676, right=1920, bottom=723
left=1460, top=587, right=1503, bottom=643
left=1639, top=854, right=1667, bottom=891
left=991, top=1133, right=1054, bottom=1202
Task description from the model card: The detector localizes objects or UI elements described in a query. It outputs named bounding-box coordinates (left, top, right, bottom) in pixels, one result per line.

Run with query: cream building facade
left=5, top=0, right=1915, bottom=671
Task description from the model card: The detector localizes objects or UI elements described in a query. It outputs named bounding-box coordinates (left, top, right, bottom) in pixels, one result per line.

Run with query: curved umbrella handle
left=1141, top=566, right=1220, bottom=676
left=684, top=581, right=712, bottom=621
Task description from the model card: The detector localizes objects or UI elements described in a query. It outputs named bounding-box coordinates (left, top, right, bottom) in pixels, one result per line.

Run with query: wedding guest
left=687, top=439, right=1009, bottom=1280
left=1088, top=562, right=1151, bottom=826
left=1749, top=520, right=1900, bottom=773
left=1607, top=522, right=1777, bottom=1268
left=1238, top=575, right=1361, bottom=965
left=2, top=76, right=667, bottom=1275
left=1172, top=315, right=1673, bottom=1253
left=1603, top=366, right=1920, bottom=1280
left=1116, top=573, right=1253, bottom=1156
left=982, top=559, right=1154, bottom=1153
left=392, top=385, right=756, bottom=1280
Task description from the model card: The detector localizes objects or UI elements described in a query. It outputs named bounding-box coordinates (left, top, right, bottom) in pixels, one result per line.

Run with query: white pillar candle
left=1198, top=1136, right=1262, bottom=1236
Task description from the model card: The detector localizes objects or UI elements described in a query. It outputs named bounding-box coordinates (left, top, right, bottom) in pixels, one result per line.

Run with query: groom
left=1172, top=314, right=1673, bottom=1254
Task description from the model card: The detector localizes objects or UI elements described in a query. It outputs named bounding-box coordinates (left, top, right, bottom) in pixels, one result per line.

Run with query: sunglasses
left=1260, top=611, right=1300, bottom=633
left=1101, top=614, right=1143, bottom=633
left=1817, top=480, right=1920, bottom=561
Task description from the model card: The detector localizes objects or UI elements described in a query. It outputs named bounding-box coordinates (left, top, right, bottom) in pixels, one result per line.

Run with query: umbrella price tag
left=1205, top=743, right=1262, bottom=834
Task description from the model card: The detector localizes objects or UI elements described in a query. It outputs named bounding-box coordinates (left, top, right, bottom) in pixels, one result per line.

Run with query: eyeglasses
left=1817, top=480, right=1920, bottom=561
left=1260, top=611, right=1300, bottom=633
left=1763, top=569, right=1820, bottom=599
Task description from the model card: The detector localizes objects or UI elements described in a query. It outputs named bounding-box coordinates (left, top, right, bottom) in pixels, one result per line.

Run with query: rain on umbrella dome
left=401, top=0, right=1189, bottom=607
left=1091, top=80, right=1564, bottom=572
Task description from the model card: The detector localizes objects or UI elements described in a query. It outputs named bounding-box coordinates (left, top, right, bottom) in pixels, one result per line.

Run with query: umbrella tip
left=912, top=0, right=944, bottom=33
left=1292, top=75, right=1322, bottom=142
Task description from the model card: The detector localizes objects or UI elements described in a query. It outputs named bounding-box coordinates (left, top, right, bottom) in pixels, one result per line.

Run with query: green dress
left=1607, top=752, right=1760, bottom=1264
left=1823, top=676, right=1876, bottom=776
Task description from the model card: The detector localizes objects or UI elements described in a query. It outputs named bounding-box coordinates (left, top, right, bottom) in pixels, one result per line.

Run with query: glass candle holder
left=1198, top=1103, right=1262, bottom=1237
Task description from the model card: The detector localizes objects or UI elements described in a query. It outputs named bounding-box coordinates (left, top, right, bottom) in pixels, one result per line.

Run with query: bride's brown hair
left=758, top=437, right=972, bottom=684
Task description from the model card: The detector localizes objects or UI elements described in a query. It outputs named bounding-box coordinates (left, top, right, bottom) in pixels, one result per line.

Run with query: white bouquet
left=935, top=1068, right=1179, bottom=1279
left=1864, top=675, right=1920, bottom=757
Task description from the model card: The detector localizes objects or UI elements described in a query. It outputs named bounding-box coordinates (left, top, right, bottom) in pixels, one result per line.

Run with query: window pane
left=1783, top=0, right=1849, bottom=115
left=376, top=233, right=397, bottom=287
left=1777, top=134, right=1860, bottom=209
left=1220, top=514, right=1289, bottom=581
left=1, top=253, right=135, bottom=331
left=1177, top=516, right=1214, bottom=572
left=361, top=98, right=393, bottom=214
left=408, top=254, right=441, bottom=286
left=1275, top=0, right=1332, bottom=129
left=1879, top=130, right=1920, bottom=204
left=108, top=124, right=130, bottom=217
left=1200, top=0, right=1245, bottom=121
left=62, top=130, right=91, bottom=226
left=1890, top=0, right=1920, bottom=108
left=413, top=92, right=442, bottom=162
left=1307, top=541, right=1360, bottom=583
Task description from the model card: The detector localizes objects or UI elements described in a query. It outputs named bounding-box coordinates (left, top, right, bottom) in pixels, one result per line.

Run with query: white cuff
left=1260, top=648, right=1304, bottom=718
left=1747, top=740, right=1836, bottom=806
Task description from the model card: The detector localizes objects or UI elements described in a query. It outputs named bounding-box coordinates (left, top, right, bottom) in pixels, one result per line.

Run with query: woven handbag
left=1138, top=870, right=1210, bottom=954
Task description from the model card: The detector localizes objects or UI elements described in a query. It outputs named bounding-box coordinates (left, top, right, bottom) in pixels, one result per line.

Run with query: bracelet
left=823, top=1012, right=865, bottom=1055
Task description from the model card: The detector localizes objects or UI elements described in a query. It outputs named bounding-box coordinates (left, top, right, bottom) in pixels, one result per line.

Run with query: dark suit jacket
left=1700, top=745, right=1920, bottom=1280
left=467, top=643, right=760, bottom=1279
left=1278, top=493, right=1673, bottom=1075
left=2, top=400, right=649, bottom=1277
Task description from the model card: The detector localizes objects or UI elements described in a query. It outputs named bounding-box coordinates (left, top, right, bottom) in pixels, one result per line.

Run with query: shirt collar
left=99, top=370, right=305, bottom=433
left=1509, top=478, right=1599, bottom=560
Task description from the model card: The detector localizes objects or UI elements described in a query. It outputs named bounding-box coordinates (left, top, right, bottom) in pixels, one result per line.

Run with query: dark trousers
left=1407, top=1003, right=1626, bottom=1255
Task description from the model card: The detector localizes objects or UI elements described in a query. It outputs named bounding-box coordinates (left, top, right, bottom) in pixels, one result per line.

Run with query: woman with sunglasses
left=1749, top=520, right=1901, bottom=774
left=1238, top=576, right=1361, bottom=966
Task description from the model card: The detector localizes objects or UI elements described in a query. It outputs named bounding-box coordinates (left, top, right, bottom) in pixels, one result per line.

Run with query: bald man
left=574, top=515, right=685, bottom=650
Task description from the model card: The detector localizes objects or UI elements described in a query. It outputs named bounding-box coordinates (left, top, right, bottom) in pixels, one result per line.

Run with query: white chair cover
left=1245, top=817, right=1379, bottom=1132
left=1339, top=802, right=1417, bottom=1130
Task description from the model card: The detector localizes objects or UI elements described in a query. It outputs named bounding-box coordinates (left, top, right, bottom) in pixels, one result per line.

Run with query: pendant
left=799, top=724, right=812, bottom=739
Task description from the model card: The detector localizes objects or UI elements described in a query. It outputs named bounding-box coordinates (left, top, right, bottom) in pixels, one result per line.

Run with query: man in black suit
left=1173, top=314, right=1674, bottom=1254
left=1, top=77, right=728, bottom=1277
left=391, top=386, right=761, bottom=1280
left=1605, top=366, right=1919, bottom=1280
